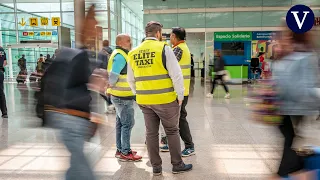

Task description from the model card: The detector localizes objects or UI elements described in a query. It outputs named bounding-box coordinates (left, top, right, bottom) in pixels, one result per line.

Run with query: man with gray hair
left=127, top=21, right=193, bottom=176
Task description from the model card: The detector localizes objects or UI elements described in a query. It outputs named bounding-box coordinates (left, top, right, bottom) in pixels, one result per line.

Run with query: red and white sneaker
left=115, top=150, right=137, bottom=158
left=119, top=151, right=142, bottom=162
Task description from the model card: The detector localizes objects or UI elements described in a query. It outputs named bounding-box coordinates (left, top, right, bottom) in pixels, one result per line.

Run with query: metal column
left=13, top=0, right=19, bottom=43
left=107, top=0, right=111, bottom=42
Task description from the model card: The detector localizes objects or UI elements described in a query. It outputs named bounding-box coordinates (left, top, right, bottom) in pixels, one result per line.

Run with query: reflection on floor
left=0, top=79, right=284, bottom=180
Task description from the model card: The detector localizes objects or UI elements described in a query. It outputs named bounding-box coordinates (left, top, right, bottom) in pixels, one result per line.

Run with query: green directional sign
left=214, top=32, right=252, bottom=41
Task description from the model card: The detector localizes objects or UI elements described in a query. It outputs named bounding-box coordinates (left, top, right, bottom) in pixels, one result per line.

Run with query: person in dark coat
left=206, top=50, right=230, bottom=99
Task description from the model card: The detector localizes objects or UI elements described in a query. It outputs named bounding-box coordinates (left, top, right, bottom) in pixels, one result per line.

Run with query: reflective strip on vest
left=135, top=74, right=170, bottom=82
left=180, top=65, right=191, bottom=69
left=117, top=77, right=127, bottom=82
left=136, top=87, right=174, bottom=94
left=183, top=75, right=191, bottom=79
left=111, top=86, right=132, bottom=91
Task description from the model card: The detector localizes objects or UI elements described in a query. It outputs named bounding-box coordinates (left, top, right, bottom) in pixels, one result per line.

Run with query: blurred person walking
left=107, top=34, right=142, bottom=161
left=271, top=22, right=320, bottom=178
left=98, top=40, right=115, bottom=113
left=127, top=21, right=193, bottom=176
left=43, top=5, right=105, bottom=180
left=160, top=27, right=195, bottom=157
left=0, top=46, right=7, bottom=118
left=206, top=50, right=230, bottom=99
left=18, top=54, right=27, bottom=71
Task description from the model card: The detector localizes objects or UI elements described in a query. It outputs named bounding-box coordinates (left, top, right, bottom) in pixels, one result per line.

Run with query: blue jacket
left=272, top=52, right=320, bottom=115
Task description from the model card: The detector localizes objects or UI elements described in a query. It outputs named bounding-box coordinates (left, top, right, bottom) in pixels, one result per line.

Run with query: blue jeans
left=45, top=111, right=96, bottom=180
left=111, top=96, right=135, bottom=155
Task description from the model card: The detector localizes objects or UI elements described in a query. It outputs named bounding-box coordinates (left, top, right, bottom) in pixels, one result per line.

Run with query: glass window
left=221, top=42, right=245, bottom=56
left=122, top=19, right=126, bottom=33
left=0, top=3, right=14, bottom=12
left=85, top=1, right=107, bottom=11
left=16, top=1, right=61, bottom=12
left=96, top=11, right=108, bottom=29
left=132, top=27, right=136, bottom=39
left=110, top=0, right=115, bottom=12
left=103, top=30, right=108, bottom=42
left=121, top=4, right=125, bottom=19
left=131, top=14, right=135, bottom=25
left=110, top=13, right=117, bottom=31
left=111, top=30, right=116, bottom=46
left=0, top=13, right=15, bottom=31
left=61, top=0, right=74, bottom=11
left=62, top=12, right=74, bottom=27
left=126, top=23, right=131, bottom=35
left=125, top=9, right=131, bottom=21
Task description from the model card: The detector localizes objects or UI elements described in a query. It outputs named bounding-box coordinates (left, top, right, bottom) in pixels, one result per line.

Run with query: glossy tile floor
left=0, top=79, right=286, bottom=180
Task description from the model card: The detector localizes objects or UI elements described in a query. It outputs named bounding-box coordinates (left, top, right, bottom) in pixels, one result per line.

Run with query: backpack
left=250, top=79, right=283, bottom=125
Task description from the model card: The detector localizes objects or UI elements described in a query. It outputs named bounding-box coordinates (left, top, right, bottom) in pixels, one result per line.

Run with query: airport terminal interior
left=0, top=0, right=320, bottom=179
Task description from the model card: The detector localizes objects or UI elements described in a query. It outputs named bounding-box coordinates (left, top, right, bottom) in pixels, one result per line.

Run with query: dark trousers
left=139, top=101, right=183, bottom=168
left=210, top=75, right=229, bottom=94
left=180, top=96, right=194, bottom=149
left=278, top=115, right=303, bottom=177
left=0, top=72, right=7, bottom=115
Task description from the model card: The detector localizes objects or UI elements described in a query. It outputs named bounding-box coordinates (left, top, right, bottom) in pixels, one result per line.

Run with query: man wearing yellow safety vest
left=127, top=21, right=193, bottom=176
left=159, top=27, right=195, bottom=157
left=107, top=34, right=142, bottom=162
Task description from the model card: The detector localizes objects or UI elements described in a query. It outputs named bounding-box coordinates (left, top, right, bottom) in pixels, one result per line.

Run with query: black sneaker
left=172, top=163, right=193, bottom=174
left=2, top=114, right=8, bottom=118
left=153, top=166, right=162, bottom=176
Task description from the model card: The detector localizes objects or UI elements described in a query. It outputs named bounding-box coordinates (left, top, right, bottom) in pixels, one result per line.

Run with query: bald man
left=107, top=34, right=142, bottom=161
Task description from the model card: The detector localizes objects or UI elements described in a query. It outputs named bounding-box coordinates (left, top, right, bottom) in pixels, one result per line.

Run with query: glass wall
left=120, top=2, right=144, bottom=48
left=0, top=0, right=144, bottom=78
left=144, top=0, right=320, bottom=83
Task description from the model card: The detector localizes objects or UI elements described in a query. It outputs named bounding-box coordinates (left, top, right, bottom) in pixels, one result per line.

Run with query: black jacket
left=43, top=48, right=92, bottom=114
left=214, top=56, right=225, bottom=72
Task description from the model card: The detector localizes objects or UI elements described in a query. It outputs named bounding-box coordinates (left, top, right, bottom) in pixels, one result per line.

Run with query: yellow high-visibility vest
left=128, top=39, right=177, bottom=105
left=174, top=42, right=191, bottom=96
left=107, top=49, right=134, bottom=97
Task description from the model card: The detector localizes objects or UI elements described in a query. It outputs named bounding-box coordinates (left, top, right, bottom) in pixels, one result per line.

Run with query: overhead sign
left=28, top=32, right=34, bottom=36
left=214, top=32, right=252, bottom=41
left=29, top=18, right=38, bottom=26
left=40, top=17, right=49, bottom=26
left=252, top=31, right=281, bottom=40
left=52, top=17, right=61, bottom=26
left=18, top=18, right=26, bottom=26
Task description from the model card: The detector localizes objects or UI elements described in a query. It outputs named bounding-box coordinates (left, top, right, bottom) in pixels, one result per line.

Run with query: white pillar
left=8, top=48, right=13, bottom=79
left=0, top=18, right=2, bottom=46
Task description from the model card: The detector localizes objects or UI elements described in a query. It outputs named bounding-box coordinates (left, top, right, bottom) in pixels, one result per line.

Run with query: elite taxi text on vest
left=133, top=49, right=156, bottom=68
